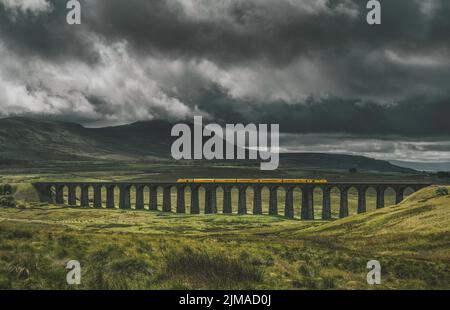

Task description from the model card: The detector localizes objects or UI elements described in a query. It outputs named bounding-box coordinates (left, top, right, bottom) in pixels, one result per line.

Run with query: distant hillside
left=0, top=117, right=172, bottom=161
left=280, top=153, right=414, bottom=173
left=0, top=117, right=414, bottom=173
left=391, top=160, right=450, bottom=172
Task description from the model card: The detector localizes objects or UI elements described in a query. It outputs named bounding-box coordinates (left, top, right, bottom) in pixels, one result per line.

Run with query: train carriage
left=177, top=179, right=328, bottom=183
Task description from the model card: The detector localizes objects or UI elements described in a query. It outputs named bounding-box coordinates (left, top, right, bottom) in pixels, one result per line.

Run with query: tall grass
left=162, top=247, right=263, bottom=289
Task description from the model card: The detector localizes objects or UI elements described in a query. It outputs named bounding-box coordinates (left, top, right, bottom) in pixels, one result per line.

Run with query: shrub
left=435, top=187, right=449, bottom=196
left=0, top=195, right=16, bottom=208
left=0, top=184, right=12, bottom=195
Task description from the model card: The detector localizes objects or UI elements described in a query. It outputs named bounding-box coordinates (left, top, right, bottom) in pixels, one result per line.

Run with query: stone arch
left=112, top=185, right=121, bottom=209
left=384, top=186, right=397, bottom=207
left=141, top=185, right=150, bottom=210
left=365, top=186, right=377, bottom=212
left=403, top=186, right=415, bottom=199
left=195, top=185, right=206, bottom=214
left=75, top=185, right=82, bottom=207
left=260, top=185, right=271, bottom=215
left=50, top=185, right=59, bottom=204
left=219, top=183, right=252, bottom=215
left=62, top=185, right=69, bottom=205
left=275, top=186, right=286, bottom=217
left=87, top=185, right=95, bottom=208
left=244, top=185, right=254, bottom=215
left=292, top=186, right=303, bottom=219
left=154, top=185, right=165, bottom=211
left=230, top=185, right=239, bottom=214
left=347, top=185, right=359, bottom=216
left=97, top=184, right=108, bottom=208
left=128, top=185, right=137, bottom=209
left=392, top=185, right=415, bottom=204
left=168, top=185, right=177, bottom=213
left=328, top=186, right=341, bottom=218
left=182, top=185, right=191, bottom=213
left=214, top=186, right=224, bottom=214
left=313, top=186, right=324, bottom=219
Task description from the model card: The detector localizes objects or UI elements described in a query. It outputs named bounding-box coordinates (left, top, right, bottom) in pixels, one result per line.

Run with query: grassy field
left=0, top=171, right=449, bottom=290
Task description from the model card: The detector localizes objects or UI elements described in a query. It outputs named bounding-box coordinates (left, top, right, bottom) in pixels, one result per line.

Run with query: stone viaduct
left=33, top=181, right=430, bottom=220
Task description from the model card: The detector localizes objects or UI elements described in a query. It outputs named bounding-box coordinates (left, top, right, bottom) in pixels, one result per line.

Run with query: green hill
left=0, top=117, right=172, bottom=161
left=0, top=117, right=414, bottom=173
left=302, top=185, right=449, bottom=237
left=292, top=185, right=450, bottom=261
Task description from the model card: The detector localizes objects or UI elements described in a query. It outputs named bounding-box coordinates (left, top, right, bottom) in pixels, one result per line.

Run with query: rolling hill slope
left=0, top=117, right=414, bottom=173
left=0, top=117, right=172, bottom=161
left=292, top=185, right=450, bottom=261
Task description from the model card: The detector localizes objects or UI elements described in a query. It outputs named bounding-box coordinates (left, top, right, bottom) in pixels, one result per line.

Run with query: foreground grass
left=0, top=185, right=449, bottom=289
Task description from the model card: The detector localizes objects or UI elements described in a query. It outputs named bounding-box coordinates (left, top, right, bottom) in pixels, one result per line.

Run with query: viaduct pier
left=33, top=181, right=430, bottom=220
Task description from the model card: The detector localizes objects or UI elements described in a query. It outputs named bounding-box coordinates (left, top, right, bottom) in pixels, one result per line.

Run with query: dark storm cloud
left=0, top=1, right=99, bottom=63
left=83, top=0, right=450, bottom=65
left=0, top=0, right=449, bottom=151
left=183, top=87, right=450, bottom=136
left=2, top=1, right=450, bottom=65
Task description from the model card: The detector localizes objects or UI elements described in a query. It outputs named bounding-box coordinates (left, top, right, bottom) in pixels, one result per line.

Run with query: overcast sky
left=0, top=0, right=449, bottom=162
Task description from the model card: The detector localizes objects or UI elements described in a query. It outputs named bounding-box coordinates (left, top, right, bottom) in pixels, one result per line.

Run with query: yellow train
left=177, top=179, right=328, bottom=184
